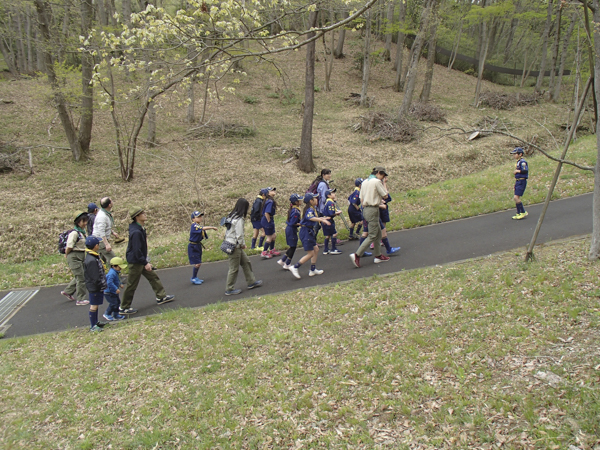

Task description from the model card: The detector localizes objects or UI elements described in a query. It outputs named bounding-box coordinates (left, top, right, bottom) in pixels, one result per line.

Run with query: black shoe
left=95, top=321, right=107, bottom=328
left=156, top=294, right=175, bottom=305
left=119, top=307, right=138, bottom=314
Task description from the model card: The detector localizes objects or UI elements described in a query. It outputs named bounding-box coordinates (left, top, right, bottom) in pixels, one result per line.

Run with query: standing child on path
left=377, top=193, right=401, bottom=255
left=260, top=187, right=281, bottom=259
left=250, top=189, right=267, bottom=250
left=188, top=211, right=218, bottom=285
left=347, top=178, right=363, bottom=240
left=511, top=147, right=529, bottom=220
left=322, top=189, right=342, bottom=255
left=277, top=194, right=302, bottom=270
left=83, top=236, right=108, bottom=332
left=289, top=193, right=331, bottom=279
left=103, top=257, right=128, bottom=321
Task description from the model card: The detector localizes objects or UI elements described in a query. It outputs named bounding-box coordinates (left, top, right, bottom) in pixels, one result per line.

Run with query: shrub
left=409, top=102, right=447, bottom=123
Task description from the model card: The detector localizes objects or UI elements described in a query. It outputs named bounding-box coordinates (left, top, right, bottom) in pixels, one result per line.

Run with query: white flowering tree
left=87, top=0, right=378, bottom=181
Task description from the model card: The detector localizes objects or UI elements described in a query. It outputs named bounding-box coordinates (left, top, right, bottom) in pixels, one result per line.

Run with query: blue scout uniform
left=188, top=223, right=208, bottom=265
left=104, top=267, right=122, bottom=318
left=379, top=194, right=392, bottom=230
left=285, top=206, right=301, bottom=247
left=299, top=206, right=318, bottom=251
left=251, top=194, right=265, bottom=230
left=347, top=187, right=362, bottom=223
left=514, top=157, right=528, bottom=196
left=322, top=198, right=338, bottom=236
left=261, top=198, right=276, bottom=235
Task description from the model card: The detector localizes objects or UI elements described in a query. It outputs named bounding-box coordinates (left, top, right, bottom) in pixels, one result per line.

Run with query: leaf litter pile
left=1, top=238, right=599, bottom=449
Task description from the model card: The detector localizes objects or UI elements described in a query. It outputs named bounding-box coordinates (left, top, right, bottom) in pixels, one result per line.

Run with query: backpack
left=250, top=198, right=263, bottom=222
left=58, top=229, right=79, bottom=254
left=306, top=181, right=319, bottom=195
left=220, top=216, right=233, bottom=229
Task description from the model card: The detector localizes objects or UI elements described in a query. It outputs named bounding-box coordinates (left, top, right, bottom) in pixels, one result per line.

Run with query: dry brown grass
left=0, top=32, right=574, bottom=264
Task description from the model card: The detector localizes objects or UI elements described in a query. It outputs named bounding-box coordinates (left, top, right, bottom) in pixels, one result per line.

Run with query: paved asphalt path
left=1, top=193, right=593, bottom=338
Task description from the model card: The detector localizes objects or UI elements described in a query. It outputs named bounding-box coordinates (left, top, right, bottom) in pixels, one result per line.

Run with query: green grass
left=1, top=238, right=598, bottom=448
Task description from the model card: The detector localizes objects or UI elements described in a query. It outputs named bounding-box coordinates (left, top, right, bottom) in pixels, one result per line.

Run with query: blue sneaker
left=191, top=277, right=204, bottom=285
left=364, top=251, right=372, bottom=257
left=247, top=280, right=263, bottom=289
left=225, top=289, right=242, bottom=296
left=113, top=314, right=127, bottom=320
left=102, top=313, right=117, bottom=322
left=387, top=247, right=401, bottom=254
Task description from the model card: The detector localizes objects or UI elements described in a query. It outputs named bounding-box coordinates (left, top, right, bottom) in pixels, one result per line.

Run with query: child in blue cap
left=250, top=189, right=267, bottom=250
left=189, top=211, right=218, bottom=284
left=260, top=187, right=281, bottom=259
left=511, top=147, right=529, bottom=220
left=277, top=193, right=303, bottom=269
left=347, top=178, right=363, bottom=240
left=83, top=235, right=107, bottom=332
left=322, top=188, right=342, bottom=255
left=289, top=193, right=331, bottom=279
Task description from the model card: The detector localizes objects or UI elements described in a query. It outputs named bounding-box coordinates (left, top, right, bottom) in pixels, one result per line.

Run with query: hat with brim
left=373, top=166, right=388, bottom=176
left=74, top=211, right=88, bottom=223
left=304, top=193, right=318, bottom=203
left=129, top=206, right=145, bottom=220
left=510, top=147, right=524, bottom=154
left=109, top=256, right=128, bottom=268
left=325, top=188, right=337, bottom=197
left=87, top=203, right=98, bottom=212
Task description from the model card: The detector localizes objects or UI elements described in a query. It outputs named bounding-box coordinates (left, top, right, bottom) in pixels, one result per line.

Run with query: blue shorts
left=514, top=179, right=527, bottom=197
left=299, top=227, right=317, bottom=251
left=188, top=243, right=203, bottom=265
left=251, top=220, right=263, bottom=230
left=261, top=219, right=275, bottom=236
left=322, top=221, right=337, bottom=237
left=285, top=227, right=298, bottom=247
left=348, top=208, right=362, bottom=223
left=89, top=291, right=104, bottom=306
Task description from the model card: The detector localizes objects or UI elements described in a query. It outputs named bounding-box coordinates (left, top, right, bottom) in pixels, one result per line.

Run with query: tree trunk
left=547, top=2, right=562, bottom=100
left=147, top=97, right=156, bottom=147
left=382, top=0, right=394, bottom=61
left=448, top=19, right=463, bottom=70
left=360, top=8, right=372, bottom=107
left=35, top=27, right=45, bottom=71
left=123, top=0, right=132, bottom=24
left=398, top=0, right=435, bottom=119
left=393, top=0, right=407, bottom=91
left=473, top=19, right=491, bottom=107
left=503, top=17, right=519, bottom=64
left=186, top=46, right=196, bottom=123
left=0, top=36, right=20, bottom=78
left=420, top=13, right=438, bottom=104
left=78, top=0, right=94, bottom=159
left=589, top=0, right=600, bottom=259
left=553, top=11, right=576, bottom=102
left=334, top=9, right=348, bottom=58
left=535, top=0, right=554, bottom=93
left=26, top=7, right=33, bottom=72
left=298, top=10, right=318, bottom=173
left=34, top=0, right=83, bottom=161
left=322, top=6, right=334, bottom=92
left=15, top=9, right=26, bottom=73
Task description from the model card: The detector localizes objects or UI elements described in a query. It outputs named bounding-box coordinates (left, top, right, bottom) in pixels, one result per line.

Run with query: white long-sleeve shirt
left=92, top=209, right=113, bottom=240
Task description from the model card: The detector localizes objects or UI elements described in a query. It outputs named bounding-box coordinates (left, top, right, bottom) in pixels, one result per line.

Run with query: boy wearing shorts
left=84, top=236, right=108, bottom=332
left=511, top=147, right=529, bottom=220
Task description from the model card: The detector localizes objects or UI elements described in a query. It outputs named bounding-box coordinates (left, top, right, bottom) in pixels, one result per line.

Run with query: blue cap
left=87, top=203, right=98, bottom=212
left=85, top=236, right=101, bottom=249
left=325, top=188, right=337, bottom=197
left=510, top=147, right=524, bottom=154
left=191, top=210, right=204, bottom=219
left=289, top=193, right=301, bottom=204
left=260, top=188, right=269, bottom=196
left=355, top=178, right=363, bottom=187
left=304, top=193, right=318, bottom=203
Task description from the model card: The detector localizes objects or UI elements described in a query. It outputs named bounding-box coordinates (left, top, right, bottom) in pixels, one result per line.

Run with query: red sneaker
left=374, top=255, right=390, bottom=263
left=270, top=249, right=281, bottom=257
left=350, top=253, right=360, bottom=268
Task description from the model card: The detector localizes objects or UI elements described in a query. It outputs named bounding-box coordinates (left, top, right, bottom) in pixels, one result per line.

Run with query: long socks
left=251, top=238, right=257, bottom=249
left=192, top=266, right=199, bottom=278
left=89, top=310, right=98, bottom=328
left=331, top=237, right=338, bottom=251
left=258, top=236, right=265, bottom=248
left=516, top=202, right=525, bottom=214
left=356, top=224, right=362, bottom=235
left=382, top=237, right=391, bottom=253
left=310, top=264, right=316, bottom=271
left=284, top=247, right=296, bottom=265
left=324, top=238, right=330, bottom=253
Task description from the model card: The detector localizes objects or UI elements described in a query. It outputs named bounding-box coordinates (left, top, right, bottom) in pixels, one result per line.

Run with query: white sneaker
left=289, top=266, right=301, bottom=279
left=277, top=259, right=286, bottom=267
left=329, top=249, right=342, bottom=255
left=309, top=268, right=324, bottom=276
left=282, top=263, right=291, bottom=270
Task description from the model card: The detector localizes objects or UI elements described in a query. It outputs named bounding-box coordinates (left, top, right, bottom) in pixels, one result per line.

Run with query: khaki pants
left=226, top=247, right=256, bottom=291
left=356, top=206, right=382, bottom=257
left=65, top=251, right=87, bottom=301
left=121, top=263, right=166, bottom=309
left=98, top=240, right=116, bottom=265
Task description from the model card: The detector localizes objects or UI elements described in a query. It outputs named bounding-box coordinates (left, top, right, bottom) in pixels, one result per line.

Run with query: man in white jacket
left=92, top=197, right=121, bottom=264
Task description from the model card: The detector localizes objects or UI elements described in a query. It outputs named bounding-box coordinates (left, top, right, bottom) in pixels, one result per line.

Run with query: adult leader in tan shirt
left=350, top=167, right=390, bottom=268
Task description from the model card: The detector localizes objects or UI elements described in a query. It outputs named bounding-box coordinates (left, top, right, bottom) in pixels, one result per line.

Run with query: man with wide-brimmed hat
left=120, top=207, right=174, bottom=314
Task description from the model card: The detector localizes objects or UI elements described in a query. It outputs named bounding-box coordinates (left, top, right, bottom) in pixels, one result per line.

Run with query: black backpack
left=250, top=198, right=263, bottom=222
left=58, top=229, right=80, bottom=254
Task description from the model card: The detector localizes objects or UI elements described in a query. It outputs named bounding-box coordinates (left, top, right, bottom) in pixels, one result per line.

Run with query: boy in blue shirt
left=378, top=194, right=400, bottom=254
left=277, top=193, right=302, bottom=269
left=347, top=178, right=363, bottom=240
left=511, top=147, right=529, bottom=220
left=250, top=189, right=267, bottom=250
left=189, top=211, right=218, bottom=284
left=103, top=257, right=128, bottom=321
left=322, top=189, right=342, bottom=255
left=83, top=236, right=108, bottom=332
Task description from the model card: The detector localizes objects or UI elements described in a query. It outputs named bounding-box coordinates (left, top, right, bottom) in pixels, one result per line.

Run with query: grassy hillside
left=1, top=237, right=599, bottom=448
left=0, top=32, right=596, bottom=289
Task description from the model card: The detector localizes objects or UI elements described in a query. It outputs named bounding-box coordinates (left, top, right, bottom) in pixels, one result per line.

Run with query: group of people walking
left=61, top=167, right=400, bottom=331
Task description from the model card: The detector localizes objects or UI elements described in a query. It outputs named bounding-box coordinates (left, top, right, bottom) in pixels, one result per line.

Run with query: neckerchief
left=100, top=207, right=115, bottom=226
left=74, top=225, right=87, bottom=237
left=85, top=248, right=107, bottom=270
